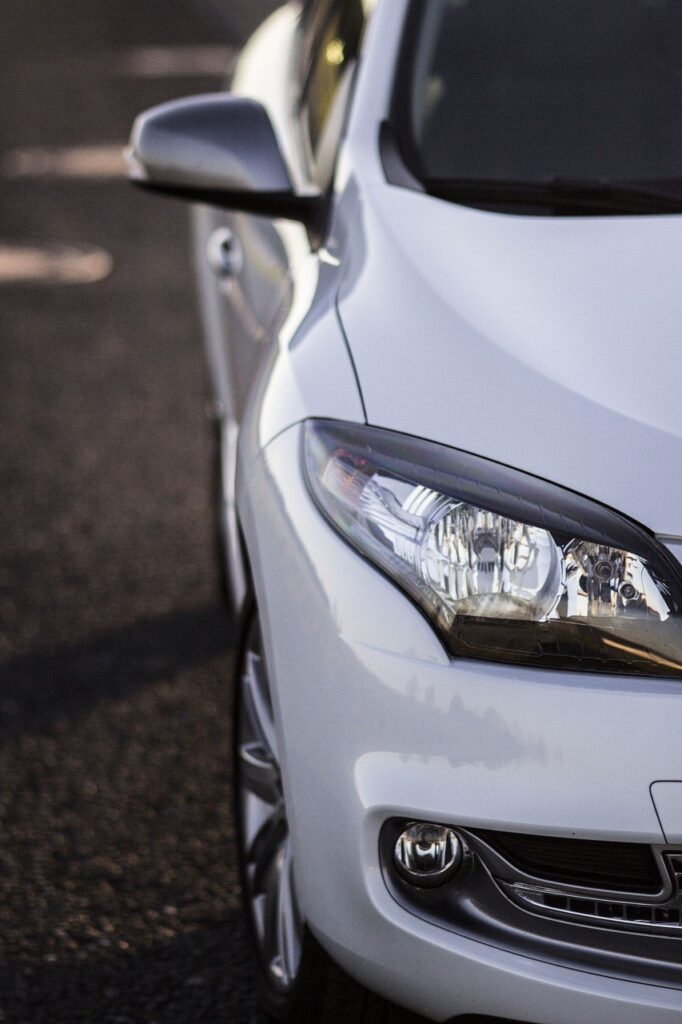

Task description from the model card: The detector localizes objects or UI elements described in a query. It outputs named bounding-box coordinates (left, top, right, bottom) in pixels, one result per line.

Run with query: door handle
left=207, top=227, right=243, bottom=279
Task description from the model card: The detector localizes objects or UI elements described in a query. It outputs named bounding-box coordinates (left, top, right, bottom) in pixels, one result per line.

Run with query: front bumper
left=238, top=422, right=682, bottom=1023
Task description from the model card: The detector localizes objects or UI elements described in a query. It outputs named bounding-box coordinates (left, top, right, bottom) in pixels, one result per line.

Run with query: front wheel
left=232, top=601, right=426, bottom=1023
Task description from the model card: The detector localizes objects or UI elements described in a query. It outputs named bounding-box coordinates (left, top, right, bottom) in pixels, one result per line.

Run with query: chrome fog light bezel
left=393, top=821, right=464, bottom=889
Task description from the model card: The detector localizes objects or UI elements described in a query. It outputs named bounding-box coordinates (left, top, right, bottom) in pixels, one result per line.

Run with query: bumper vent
left=473, top=829, right=662, bottom=893
left=469, top=830, right=682, bottom=937
left=506, top=881, right=681, bottom=931
left=382, top=819, right=682, bottom=978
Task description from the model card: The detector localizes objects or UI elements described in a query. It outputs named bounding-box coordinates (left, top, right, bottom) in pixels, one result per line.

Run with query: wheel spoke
left=241, top=786, right=272, bottom=853
left=242, top=650, right=278, bottom=759
left=249, top=804, right=287, bottom=895
left=236, top=612, right=304, bottom=994
left=263, top=845, right=285, bottom=982
left=238, top=741, right=280, bottom=805
left=277, top=838, right=302, bottom=984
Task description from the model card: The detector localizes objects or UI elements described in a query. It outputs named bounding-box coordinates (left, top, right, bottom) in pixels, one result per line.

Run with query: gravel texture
left=0, top=1, right=278, bottom=1020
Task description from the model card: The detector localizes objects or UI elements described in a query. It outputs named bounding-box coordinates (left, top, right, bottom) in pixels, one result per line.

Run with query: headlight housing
left=303, top=420, right=682, bottom=678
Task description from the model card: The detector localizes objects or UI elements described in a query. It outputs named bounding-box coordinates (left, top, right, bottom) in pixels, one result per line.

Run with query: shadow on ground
left=0, top=603, right=233, bottom=737
left=0, top=0, right=280, bottom=1019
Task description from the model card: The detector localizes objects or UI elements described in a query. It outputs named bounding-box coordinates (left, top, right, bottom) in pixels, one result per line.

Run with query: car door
left=192, top=0, right=371, bottom=427
left=191, top=0, right=372, bottom=606
left=191, top=5, right=296, bottom=433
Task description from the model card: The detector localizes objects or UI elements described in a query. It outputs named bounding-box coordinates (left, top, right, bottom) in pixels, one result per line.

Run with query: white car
left=127, top=1, right=682, bottom=1021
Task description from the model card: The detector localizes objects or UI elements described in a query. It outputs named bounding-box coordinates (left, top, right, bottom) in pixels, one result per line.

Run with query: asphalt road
left=0, top=2, right=277, bottom=1021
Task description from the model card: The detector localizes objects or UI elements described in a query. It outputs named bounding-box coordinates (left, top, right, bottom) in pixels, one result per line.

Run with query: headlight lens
left=303, top=420, right=682, bottom=678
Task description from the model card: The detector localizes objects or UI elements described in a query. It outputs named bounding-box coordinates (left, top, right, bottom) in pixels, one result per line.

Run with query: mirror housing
left=126, top=93, right=320, bottom=225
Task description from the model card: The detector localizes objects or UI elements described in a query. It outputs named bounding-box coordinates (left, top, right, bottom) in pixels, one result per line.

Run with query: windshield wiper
left=423, top=177, right=682, bottom=214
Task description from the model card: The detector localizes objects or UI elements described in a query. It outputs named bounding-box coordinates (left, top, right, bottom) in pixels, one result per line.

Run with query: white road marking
left=112, top=45, right=236, bottom=77
left=14, top=46, right=236, bottom=80
left=0, top=243, right=113, bottom=285
left=2, top=43, right=236, bottom=181
left=2, top=144, right=126, bottom=180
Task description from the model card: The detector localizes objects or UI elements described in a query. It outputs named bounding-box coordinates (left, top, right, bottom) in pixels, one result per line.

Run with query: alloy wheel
left=236, top=616, right=303, bottom=991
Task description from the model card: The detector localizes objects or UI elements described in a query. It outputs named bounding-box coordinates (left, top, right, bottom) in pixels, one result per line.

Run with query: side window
left=299, top=1, right=369, bottom=159
left=296, top=0, right=334, bottom=94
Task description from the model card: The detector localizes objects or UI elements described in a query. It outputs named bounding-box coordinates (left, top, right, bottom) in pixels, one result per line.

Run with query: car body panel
left=336, top=179, right=682, bottom=544
left=236, top=421, right=682, bottom=1022
left=651, top=782, right=682, bottom=845
left=335, top=0, right=682, bottom=538
left=182, top=1, right=682, bottom=1018
left=191, top=4, right=305, bottom=422
left=235, top=242, right=366, bottom=473
left=191, top=2, right=365, bottom=608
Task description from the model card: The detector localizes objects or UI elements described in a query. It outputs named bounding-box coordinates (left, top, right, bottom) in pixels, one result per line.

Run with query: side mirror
left=126, top=93, right=320, bottom=226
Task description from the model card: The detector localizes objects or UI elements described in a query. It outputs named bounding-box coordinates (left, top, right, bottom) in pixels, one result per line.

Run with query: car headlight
left=303, top=420, right=682, bottom=678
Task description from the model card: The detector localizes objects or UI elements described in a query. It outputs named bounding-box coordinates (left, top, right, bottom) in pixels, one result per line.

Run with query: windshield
left=395, top=0, right=682, bottom=210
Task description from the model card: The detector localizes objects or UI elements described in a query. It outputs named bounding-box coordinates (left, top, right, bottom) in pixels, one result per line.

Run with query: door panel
left=192, top=5, right=303, bottom=425
left=221, top=210, right=290, bottom=423
left=193, top=204, right=294, bottom=423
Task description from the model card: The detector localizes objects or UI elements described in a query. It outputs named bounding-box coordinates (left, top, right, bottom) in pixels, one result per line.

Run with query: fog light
left=393, top=822, right=463, bottom=888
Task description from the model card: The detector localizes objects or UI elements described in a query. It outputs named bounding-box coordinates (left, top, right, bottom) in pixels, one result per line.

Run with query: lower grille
left=504, top=878, right=681, bottom=933
left=469, top=831, right=682, bottom=937
left=381, top=819, right=682, bottom=983
left=473, top=829, right=662, bottom=893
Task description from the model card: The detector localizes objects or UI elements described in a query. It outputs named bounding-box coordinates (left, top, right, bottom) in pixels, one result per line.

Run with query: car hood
left=336, top=183, right=682, bottom=537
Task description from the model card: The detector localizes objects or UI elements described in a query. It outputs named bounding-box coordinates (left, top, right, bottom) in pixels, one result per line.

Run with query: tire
left=232, top=600, right=427, bottom=1024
